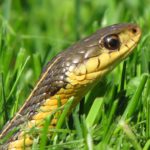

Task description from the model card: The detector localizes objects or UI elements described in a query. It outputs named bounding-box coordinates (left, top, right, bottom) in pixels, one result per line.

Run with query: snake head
left=65, top=23, right=141, bottom=89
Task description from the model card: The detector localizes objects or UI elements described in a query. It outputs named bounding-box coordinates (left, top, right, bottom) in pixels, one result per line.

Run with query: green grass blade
left=73, top=110, right=83, bottom=138
left=122, top=74, right=149, bottom=119
left=6, top=56, right=30, bottom=101
left=56, top=97, right=74, bottom=129
left=51, top=97, right=74, bottom=141
left=119, top=120, right=142, bottom=150
left=0, top=73, right=8, bottom=122
left=86, top=97, right=104, bottom=127
left=39, top=116, right=52, bottom=150
left=103, top=100, right=118, bottom=136
left=143, top=139, right=150, bottom=150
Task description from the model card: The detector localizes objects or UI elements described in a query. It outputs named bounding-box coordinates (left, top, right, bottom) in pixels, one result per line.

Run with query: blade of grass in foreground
left=103, top=99, right=118, bottom=137
left=144, top=77, right=150, bottom=138
left=73, top=107, right=83, bottom=139
left=39, top=116, right=52, bottom=150
left=6, top=56, right=30, bottom=102
left=143, top=139, right=150, bottom=150
left=119, top=120, right=142, bottom=150
left=1, top=73, right=8, bottom=123
left=56, top=97, right=74, bottom=129
left=51, top=97, right=74, bottom=141
left=122, top=74, right=149, bottom=119
left=86, top=97, right=104, bottom=127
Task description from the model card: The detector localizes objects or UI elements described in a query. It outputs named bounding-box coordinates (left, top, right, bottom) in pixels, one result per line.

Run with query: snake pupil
left=103, top=34, right=120, bottom=50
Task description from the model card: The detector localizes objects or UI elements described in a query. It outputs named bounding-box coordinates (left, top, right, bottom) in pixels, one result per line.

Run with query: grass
left=0, top=0, right=150, bottom=149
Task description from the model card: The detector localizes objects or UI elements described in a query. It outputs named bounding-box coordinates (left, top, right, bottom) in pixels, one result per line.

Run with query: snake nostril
left=131, top=28, right=137, bottom=34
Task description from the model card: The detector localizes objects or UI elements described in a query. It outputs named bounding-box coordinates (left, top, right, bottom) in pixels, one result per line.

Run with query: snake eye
left=103, top=34, right=120, bottom=50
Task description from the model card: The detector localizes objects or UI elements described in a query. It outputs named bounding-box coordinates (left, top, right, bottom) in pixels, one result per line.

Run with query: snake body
left=0, top=23, right=141, bottom=149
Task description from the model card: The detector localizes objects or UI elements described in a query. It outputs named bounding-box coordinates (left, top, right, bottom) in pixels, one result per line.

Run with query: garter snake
left=0, top=23, right=141, bottom=149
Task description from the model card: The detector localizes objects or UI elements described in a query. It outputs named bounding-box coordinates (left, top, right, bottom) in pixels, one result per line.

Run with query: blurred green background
left=0, top=0, right=150, bottom=149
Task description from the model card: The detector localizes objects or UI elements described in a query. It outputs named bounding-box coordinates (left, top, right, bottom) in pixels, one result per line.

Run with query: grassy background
left=0, top=0, right=150, bottom=149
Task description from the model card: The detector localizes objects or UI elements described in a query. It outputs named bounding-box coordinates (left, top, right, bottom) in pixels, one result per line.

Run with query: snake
left=0, top=23, right=141, bottom=149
